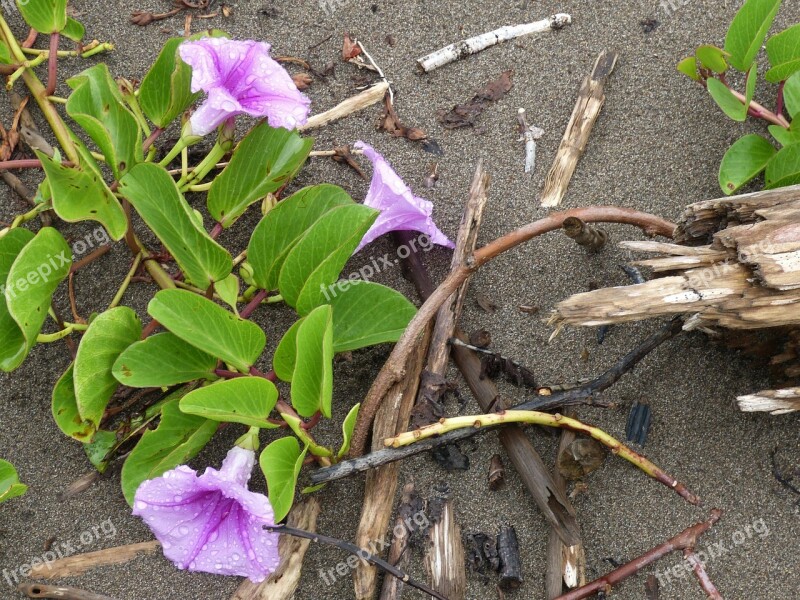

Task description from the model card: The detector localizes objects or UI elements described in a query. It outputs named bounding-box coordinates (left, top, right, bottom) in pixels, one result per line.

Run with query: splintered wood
left=540, top=50, right=618, bottom=208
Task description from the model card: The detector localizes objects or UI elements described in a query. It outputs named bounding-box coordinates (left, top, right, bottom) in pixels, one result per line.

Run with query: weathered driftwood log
left=424, top=497, right=466, bottom=599
left=552, top=184, right=800, bottom=414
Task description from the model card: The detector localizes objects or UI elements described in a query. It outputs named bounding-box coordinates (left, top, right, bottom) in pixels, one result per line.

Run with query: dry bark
left=424, top=498, right=466, bottom=599
left=540, top=51, right=618, bottom=207
left=28, top=541, right=160, bottom=579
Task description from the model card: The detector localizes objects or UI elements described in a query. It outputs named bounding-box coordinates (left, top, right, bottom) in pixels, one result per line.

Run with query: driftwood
left=378, top=483, right=418, bottom=600
left=540, top=51, right=618, bottom=207
left=230, top=498, right=320, bottom=600
left=28, top=541, right=160, bottom=579
left=300, top=81, right=389, bottom=131
left=17, top=583, right=116, bottom=600
left=424, top=497, right=466, bottom=599
left=552, top=184, right=800, bottom=411
left=497, top=525, right=523, bottom=590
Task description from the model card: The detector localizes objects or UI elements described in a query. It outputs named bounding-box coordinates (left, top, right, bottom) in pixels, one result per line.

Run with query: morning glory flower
left=178, top=37, right=311, bottom=136
left=132, top=446, right=280, bottom=582
left=354, top=141, right=454, bottom=252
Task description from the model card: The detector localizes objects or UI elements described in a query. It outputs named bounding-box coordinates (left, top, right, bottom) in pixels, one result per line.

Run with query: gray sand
left=1, top=1, right=798, bottom=599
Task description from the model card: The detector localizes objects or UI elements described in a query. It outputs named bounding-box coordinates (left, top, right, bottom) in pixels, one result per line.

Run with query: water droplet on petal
left=179, top=526, right=190, bottom=536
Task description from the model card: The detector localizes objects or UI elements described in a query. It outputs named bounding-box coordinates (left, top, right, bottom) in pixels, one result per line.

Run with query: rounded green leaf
left=719, top=134, right=777, bottom=194
left=74, top=307, right=141, bottom=428
left=328, top=281, right=417, bottom=352
left=83, top=430, right=117, bottom=473
left=0, top=41, right=12, bottom=64
left=208, top=123, right=314, bottom=228
left=119, top=163, right=232, bottom=286
left=121, top=395, right=218, bottom=505
left=215, top=274, right=240, bottom=314
left=338, top=403, right=360, bottom=459
left=765, top=142, right=800, bottom=188
left=0, top=459, right=27, bottom=504
left=148, top=289, right=265, bottom=372
left=765, top=22, right=800, bottom=83
left=16, top=0, right=67, bottom=34
left=6, top=227, right=72, bottom=362
left=724, top=0, right=782, bottom=72
left=37, top=149, right=128, bottom=241
left=273, top=318, right=303, bottom=382
left=248, top=184, right=354, bottom=290
left=0, top=228, right=34, bottom=372
left=179, top=377, right=280, bottom=428
left=291, top=305, right=333, bottom=418
left=677, top=56, right=701, bottom=81
left=259, top=437, right=307, bottom=522
left=61, top=17, right=85, bottom=42
left=280, top=413, right=333, bottom=457
left=696, top=45, right=730, bottom=73
left=139, top=38, right=199, bottom=129
left=782, top=71, right=800, bottom=120
left=113, top=332, right=218, bottom=387
left=768, top=124, right=800, bottom=146
left=278, top=204, right=378, bottom=314
left=707, top=78, right=747, bottom=121
left=52, top=364, right=95, bottom=442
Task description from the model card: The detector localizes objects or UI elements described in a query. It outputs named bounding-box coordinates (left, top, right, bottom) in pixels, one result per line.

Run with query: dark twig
left=266, top=525, right=448, bottom=600
left=18, top=582, right=116, bottom=600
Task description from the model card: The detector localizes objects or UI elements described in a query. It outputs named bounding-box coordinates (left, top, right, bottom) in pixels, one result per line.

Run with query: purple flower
left=354, top=142, right=454, bottom=252
left=133, top=447, right=280, bottom=582
left=178, top=38, right=311, bottom=136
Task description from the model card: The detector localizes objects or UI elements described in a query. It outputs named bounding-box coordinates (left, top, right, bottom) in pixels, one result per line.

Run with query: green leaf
left=765, top=142, right=800, bottom=188
left=148, top=289, right=265, bottom=372
left=696, top=45, right=730, bottom=73
left=719, top=134, right=777, bottom=194
left=113, top=333, right=217, bottom=387
left=0, top=228, right=34, bottom=372
left=677, top=56, right=701, bottom=81
left=83, top=430, right=117, bottom=473
left=179, top=377, right=280, bottom=428
left=61, top=17, right=85, bottom=42
left=139, top=38, right=199, bottom=129
left=745, top=64, right=758, bottom=112
left=338, top=403, right=360, bottom=459
left=766, top=23, right=800, bottom=83
left=724, top=0, right=782, bottom=72
left=259, top=437, right=307, bottom=522
left=281, top=413, right=333, bottom=457
left=66, top=63, right=142, bottom=179
left=52, top=364, right=95, bottom=442
left=707, top=78, right=747, bottom=121
left=119, top=163, right=232, bottom=286
left=0, top=41, right=12, bottom=64
left=273, top=318, right=302, bottom=382
left=74, top=307, right=141, bottom=428
left=291, top=305, right=333, bottom=418
left=215, top=274, right=239, bottom=314
left=328, top=281, right=417, bottom=352
left=0, top=459, right=27, bottom=504
left=248, top=185, right=354, bottom=290
left=278, top=204, right=378, bottom=314
left=768, top=124, right=800, bottom=146
left=37, top=151, right=128, bottom=241
left=208, top=123, right=314, bottom=228
left=121, top=395, right=218, bottom=505
left=16, top=0, right=67, bottom=34
left=784, top=71, right=800, bottom=120
left=5, top=227, right=71, bottom=361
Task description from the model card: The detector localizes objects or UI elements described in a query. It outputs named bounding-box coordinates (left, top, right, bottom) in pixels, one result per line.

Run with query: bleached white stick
left=417, top=13, right=572, bottom=73
left=737, top=388, right=800, bottom=415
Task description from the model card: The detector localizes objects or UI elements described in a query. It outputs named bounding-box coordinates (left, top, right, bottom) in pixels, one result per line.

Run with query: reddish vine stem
left=209, top=222, right=223, bottom=239
left=46, top=32, right=59, bottom=96
left=141, top=127, right=164, bottom=153
left=21, top=28, right=37, bottom=49
left=776, top=81, right=785, bottom=117
left=239, top=289, right=269, bottom=319
left=349, top=206, right=677, bottom=455
left=684, top=548, right=724, bottom=599
left=554, top=510, right=723, bottom=600
left=70, top=244, right=112, bottom=273
left=0, top=158, right=45, bottom=169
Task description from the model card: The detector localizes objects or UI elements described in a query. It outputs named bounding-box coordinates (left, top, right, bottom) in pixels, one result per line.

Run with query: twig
left=350, top=205, right=676, bottom=455
left=299, top=81, right=389, bottom=131
left=18, top=583, right=116, bottom=600
left=231, top=498, right=320, bottom=600
left=517, top=108, right=544, bottom=175
left=28, top=541, right=160, bottom=579
left=265, top=525, right=448, bottom=600
left=683, top=549, right=724, bottom=599
left=553, top=510, right=723, bottom=600
left=540, top=51, right=618, bottom=207
left=314, top=318, right=682, bottom=484
left=736, top=388, right=800, bottom=415
left=417, top=14, right=572, bottom=72
left=562, top=217, right=607, bottom=251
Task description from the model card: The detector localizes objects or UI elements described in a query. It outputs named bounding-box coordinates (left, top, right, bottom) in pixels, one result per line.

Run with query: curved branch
left=350, top=206, right=676, bottom=455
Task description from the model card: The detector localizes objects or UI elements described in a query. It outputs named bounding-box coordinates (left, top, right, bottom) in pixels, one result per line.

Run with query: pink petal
left=354, top=142, right=454, bottom=252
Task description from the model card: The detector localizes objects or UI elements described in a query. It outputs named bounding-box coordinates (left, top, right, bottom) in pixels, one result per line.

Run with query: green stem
left=178, top=141, right=227, bottom=191
left=108, top=253, right=143, bottom=308
left=187, top=182, right=213, bottom=193
left=37, top=322, right=88, bottom=342
left=387, top=410, right=701, bottom=506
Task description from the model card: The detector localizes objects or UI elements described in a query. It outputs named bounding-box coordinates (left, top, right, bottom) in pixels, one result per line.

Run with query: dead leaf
left=476, top=293, right=497, bottom=313
left=342, top=33, right=362, bottom=61
left=379, top=95, right=428, bottom=142
left=292, top=73, right=313, bottom=91
left=557, top=439, right=607, bottom=480
left=437, top=70, right=514, bottom=129
left=332, top=145, right=366, bottom=180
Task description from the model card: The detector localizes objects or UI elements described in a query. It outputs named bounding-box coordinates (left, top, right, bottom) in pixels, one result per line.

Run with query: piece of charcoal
left=626, top=401, right=652, bottom=446
left=431, top=444, right=470, bottom=471
left=497, top=525, right=523, bottom=590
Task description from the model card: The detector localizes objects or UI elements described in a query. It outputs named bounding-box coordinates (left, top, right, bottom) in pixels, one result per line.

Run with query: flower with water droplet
left=132, top=446, right=280, bottom=582
left=178, top=37, right=311, bottom=136
left=354, top=141, right=454, bottom=252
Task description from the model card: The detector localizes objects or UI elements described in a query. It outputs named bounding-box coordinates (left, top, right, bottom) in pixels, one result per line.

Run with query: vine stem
left=726, top=85, right=790, bottom=128
left=386, top=409, right=700, bottom=505
left=108, top=253, right=143, bottom=309
left=46, top=32, right=59, bottom=96
left=240, top=289, right=268, bottom=319
left=36, top=322, right=88, bottom=343
left=350, top=206, right=676, bottom=455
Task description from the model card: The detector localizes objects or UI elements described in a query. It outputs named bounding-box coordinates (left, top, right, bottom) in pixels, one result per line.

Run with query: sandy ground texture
left=1, top=0, right=799, bottom=599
